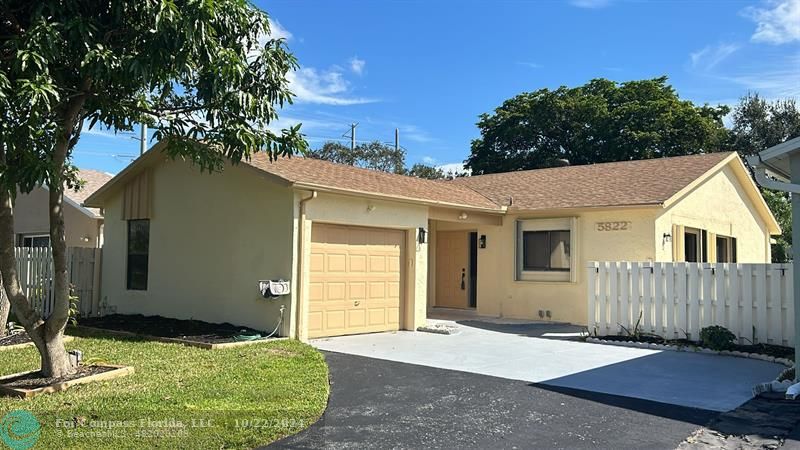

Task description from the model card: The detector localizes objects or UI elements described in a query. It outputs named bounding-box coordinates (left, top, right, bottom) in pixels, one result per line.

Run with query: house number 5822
left=596, top=221, right=631, bottom=231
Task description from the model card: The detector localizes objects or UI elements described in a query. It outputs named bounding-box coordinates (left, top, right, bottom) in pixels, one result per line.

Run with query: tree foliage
left=465, top=77, right=730, bottom=174
left=309, top=141, right=405, bottom=174
left=0, top=0, right=306, bottom=376
left=729, top=93, right=800, bottom=262
left=406, top=163, right=446, bottom=180
left=309, top=141, right=449, bottom=178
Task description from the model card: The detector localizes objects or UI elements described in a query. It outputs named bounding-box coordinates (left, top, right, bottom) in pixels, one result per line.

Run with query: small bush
left=699, top=325, right=736, bottom=351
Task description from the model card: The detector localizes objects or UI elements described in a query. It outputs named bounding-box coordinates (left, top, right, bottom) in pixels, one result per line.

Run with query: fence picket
left=588, top=261, right=792, bottom=345
left=598, top=261, right=608, bottom=336
left=701, top=263, right=713, bottom=329
left=714, top=263, right=725, bottom=325
left=609, top=262, right=618, bottom=334
left=755, top=265, right=768, bottom=344
left=770, top=266, right=782, bottom=345
left=688, top=264, right=700, bottom=339
left=642, top=264, right=652, bottom=332
left=654, top=262, right=663, bottom=334
left=587, top=262, right=598, bottom=331
left=730, top=264, right=741, bottom=342
left=630, top=262, right=640, bottom=327
left=665, top=263, right=676, bottom=338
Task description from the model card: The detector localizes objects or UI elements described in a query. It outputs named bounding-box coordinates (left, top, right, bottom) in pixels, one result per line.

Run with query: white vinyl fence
left=14, top=247, right=102, bottom=319
left=588, top=261, right=794, bottom=346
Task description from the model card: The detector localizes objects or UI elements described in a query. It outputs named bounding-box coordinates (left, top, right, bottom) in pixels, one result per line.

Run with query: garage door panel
left=349, top=282, right=367, bottom=299
left=309, top=224, right=403, bottom=338
left=349, top=254, right=367, bottom=272
left=348, top=309, right=366, bottom=327
left=327, top=282, right=346, bottom=300
left=308, top=283, right=324, bottom=302
left=310, top=253, right=325, bottom=272
left=388, top=307, right=400, bottom=325
left=326, top=310, right=346, bottom=330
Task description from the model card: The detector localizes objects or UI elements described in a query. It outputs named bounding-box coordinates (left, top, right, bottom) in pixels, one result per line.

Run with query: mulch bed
left=80, top=314, right=269, bottom=344
left=2, top=365, right=115, bottom=390
left=0, top=331, right=31, bottom=347
left=599, top=334, right=794, bottom=360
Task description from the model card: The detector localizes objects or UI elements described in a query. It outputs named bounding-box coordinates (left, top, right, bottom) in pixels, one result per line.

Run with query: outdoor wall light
left=479, top=235, right=487, bottom=248
left=418, top=227, right=428, bottom=244
left=662, top=233, right=672, bottom=245
left=366, top=204, right=376, bottom=212
left=458, top=212, right=468, bottom=220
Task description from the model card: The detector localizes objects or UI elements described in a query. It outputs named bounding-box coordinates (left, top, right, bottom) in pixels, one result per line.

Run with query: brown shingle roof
left=67, top=169, right=113, bottom=216
left=450, top=152, right=734, bottom=211
left=245, top=154, right=501, bottom=211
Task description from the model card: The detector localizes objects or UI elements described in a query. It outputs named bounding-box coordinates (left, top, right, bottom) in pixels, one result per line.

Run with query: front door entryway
left=435, top=230, right=477, bottom=309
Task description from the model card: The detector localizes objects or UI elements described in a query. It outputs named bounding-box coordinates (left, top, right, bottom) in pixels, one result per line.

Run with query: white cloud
left=399, top=125, right=435, bottom=144
left=570, top=0, right=612, bottom=9
left=517, top=61, right=543, bottom=69
left=712, top=53, right=800, bottom=98
left=689, top=43, right=740, bottom=71
left=743, top=0, right=800, bottom=44
left=267, top=19, right=292, bottom=41
left=288, top=67, right=377, bottom=105
left=349, top=57, right=366, bottom=75
left=437, top=162, right=470, bottom=175
left=421, top=156, right=437, bottom=164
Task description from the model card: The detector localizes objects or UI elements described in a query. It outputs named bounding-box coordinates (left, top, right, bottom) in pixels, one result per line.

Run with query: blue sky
left=73, top=0, right=800, bottom=175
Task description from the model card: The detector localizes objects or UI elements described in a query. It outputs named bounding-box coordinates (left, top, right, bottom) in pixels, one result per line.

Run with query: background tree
left=465, top=77, right=730, bottom=174
left=310, top=141, right=406, bottom=174
left=309, top=141, right=452, bottom=179
left=0, top=1, right=306, bottom=377
left=406, top=163, right=446, bottom=180
left=729, top=93, right=800, bottom=262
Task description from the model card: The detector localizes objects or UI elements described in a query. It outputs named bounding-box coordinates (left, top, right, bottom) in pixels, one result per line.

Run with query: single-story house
left=84, top=144, right=779, bottom=340
left=14, top=168, right=112, bottom=248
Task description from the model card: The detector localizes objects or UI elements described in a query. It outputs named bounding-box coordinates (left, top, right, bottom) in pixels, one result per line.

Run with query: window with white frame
left=20, top=234, right=50, bottom=248
left=516, top=218, right=576, bottom=282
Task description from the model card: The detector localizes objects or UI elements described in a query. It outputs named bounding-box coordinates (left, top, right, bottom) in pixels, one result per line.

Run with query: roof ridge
left=255, top=153, right=501, bottom=195
left=457, top=151, right=734, bottom=181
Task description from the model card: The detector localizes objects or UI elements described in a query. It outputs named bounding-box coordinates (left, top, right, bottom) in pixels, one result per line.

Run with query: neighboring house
left=14, top=169, right=112, bottom=248
left=84, top=144, right=779, bottom=340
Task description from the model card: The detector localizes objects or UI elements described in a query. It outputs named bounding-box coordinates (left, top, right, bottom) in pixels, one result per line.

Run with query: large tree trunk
left=0, top=187, right=73, bottom=376
left=0, top=79, right=88, bottom=377
left=0, top=275, right=9, bottom=337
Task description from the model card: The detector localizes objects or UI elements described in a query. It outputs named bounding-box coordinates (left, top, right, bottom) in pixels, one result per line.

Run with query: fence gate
left=13, top=247, right=102, bottom=319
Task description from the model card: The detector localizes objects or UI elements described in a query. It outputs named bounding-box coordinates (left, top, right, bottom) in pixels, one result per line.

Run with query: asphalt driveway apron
left=270, top=351, right=716, bottom=450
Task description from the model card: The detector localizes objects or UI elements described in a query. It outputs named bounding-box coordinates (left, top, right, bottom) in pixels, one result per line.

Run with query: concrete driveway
left=311, top=319, right=785, bottom=412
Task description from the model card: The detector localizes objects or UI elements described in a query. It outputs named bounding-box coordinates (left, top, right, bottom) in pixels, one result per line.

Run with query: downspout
left=295, top=190, right=317, bottom=340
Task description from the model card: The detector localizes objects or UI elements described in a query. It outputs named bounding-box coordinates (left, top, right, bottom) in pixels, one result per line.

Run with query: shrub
left=699, top=325, right=736, bottom=350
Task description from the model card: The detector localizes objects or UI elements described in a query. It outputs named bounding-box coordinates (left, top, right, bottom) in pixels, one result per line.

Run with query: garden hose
left=233, top=305, right=285, bottom=341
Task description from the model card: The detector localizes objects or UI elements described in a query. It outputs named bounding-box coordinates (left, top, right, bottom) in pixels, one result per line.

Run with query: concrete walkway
left=311, top=320, right=785, bottom=412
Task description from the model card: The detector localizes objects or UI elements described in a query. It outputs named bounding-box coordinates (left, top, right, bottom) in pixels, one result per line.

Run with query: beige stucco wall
left=654, top=165, right=772, bottom=263
left=296, top=192, right=429, bottom=340
left=460, top=208, right=659, bottom=325
left=101, top=159, right=295, bottom=335
left=13, top=186, right=102, bottom=247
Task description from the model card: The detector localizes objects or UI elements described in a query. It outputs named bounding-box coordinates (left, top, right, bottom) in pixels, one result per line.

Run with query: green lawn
left=0, top=330, right=329, bottom=449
